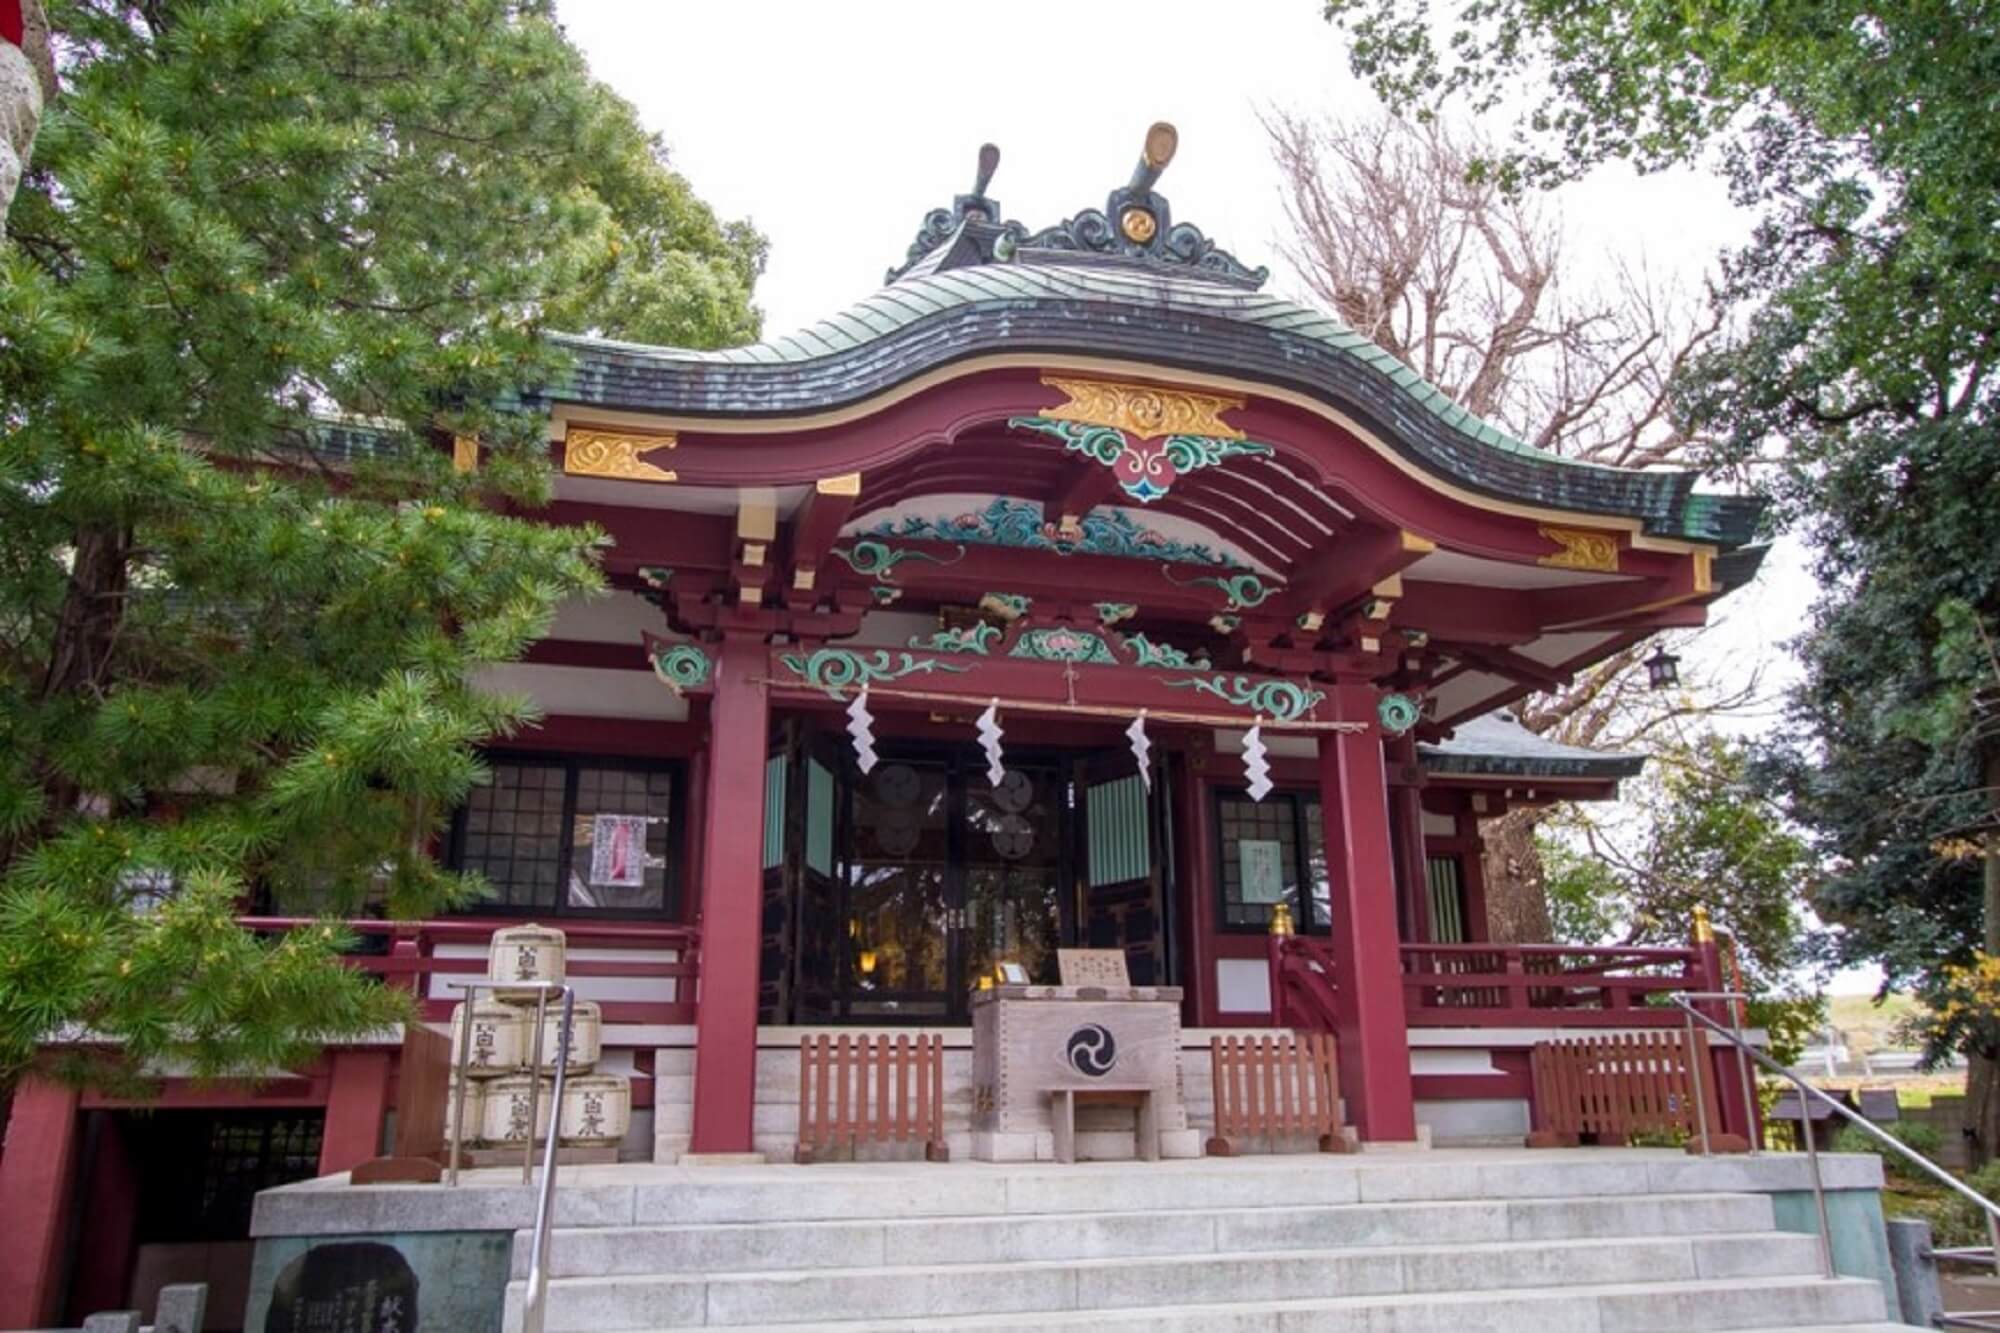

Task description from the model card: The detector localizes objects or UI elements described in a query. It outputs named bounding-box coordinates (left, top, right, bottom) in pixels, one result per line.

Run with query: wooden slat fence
left=795, top=1033, right=949, bottom=1164
left=1206, top=1032, right=1349, bottom=1156
left=1527, top=1030, right=1745, bottom=1152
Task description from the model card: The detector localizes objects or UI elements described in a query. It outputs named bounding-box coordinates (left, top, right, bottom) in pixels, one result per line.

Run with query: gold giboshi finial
left=1692, top=904, right=1715, bottom=944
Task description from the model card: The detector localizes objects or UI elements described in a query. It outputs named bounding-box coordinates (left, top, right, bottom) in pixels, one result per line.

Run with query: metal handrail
left=1670, top=992, right=2000, bottom=1298
left=443, top=978, right=576, bottom=1333
left=523, top=987, right=576, bottom=1333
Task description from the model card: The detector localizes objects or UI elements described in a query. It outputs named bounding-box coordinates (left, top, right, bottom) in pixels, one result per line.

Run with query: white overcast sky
left=561, top=3, right=1866, bottom=995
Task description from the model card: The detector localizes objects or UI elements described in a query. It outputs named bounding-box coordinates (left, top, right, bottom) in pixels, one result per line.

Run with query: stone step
left=511, top=1190, right=1778, bottom=1277
left=505, top=1232, right=1830, bottom=1330
left=507, top=1274, right=1888, bottom=1332
left=601, top=1152, right=1875, bottom=1226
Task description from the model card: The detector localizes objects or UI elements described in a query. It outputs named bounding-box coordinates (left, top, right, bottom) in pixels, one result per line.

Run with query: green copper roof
left=532, top=246, right=1759, bottom=546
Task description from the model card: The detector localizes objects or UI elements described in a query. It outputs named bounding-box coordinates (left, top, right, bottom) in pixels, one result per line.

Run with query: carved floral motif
left=1008, top=627, right=1119, bottom=665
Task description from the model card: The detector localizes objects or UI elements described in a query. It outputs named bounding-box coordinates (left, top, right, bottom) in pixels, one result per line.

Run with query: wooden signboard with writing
left=1057, top=948, right=1130, bottom=989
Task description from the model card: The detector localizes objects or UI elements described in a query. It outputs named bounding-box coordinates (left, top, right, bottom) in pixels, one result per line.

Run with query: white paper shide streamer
left=975, top=698, right=1006, bottom=786
left=1242, top=720, right=1272, bottom=801
left=1126, top=710, right=1152, bottom=790
left=847, top=688, right=878, bottom=774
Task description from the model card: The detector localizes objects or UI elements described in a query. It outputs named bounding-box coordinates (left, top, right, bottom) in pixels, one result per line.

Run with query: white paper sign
left=589, top=814, right=648, bottom=887
left=1238, top=839, right=1286, bottom=904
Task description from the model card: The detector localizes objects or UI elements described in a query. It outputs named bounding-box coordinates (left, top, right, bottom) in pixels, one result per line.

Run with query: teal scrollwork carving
left=870, top=585, right=901, bottom=605
left=649, top=642, right=712, bottom=696
left=1170, top=568, right=1274, bottom=611
left=1377, top=692, right=1423, bottom=736
left=1008, top=627, right=1119, bottom=665
left=778, top=648, right=968, bottom=699
left=1126, top=632, right=1210, bottom=670
left=1007, top=417, right=1273, bottom=504
left=834, top=539, right=959, bottom=583
left=1161, top=673, right=1326, bottom=724
left=1095, top=602, right=1137, bottom=626
left=870, top=497, right=1249, bottom=569
left=909, top=621, right=1001, bottom=655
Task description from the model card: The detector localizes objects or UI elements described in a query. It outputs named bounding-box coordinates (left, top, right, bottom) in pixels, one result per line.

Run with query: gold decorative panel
left=1041, top=374, right=1245, bottom=441
left=1536, top=526, right=1620, bottom=573
left=563, top=428, right=678, bottom=482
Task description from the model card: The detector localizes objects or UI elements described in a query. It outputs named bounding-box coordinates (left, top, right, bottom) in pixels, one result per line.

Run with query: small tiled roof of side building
left=1417, top=712, right=1647, bottom=782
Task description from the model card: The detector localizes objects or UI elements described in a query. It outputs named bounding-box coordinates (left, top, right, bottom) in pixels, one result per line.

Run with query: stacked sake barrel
left=445, top=923, right=632, bottom=1157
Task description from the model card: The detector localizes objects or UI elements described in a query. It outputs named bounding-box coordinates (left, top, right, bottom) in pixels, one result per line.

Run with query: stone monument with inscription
left=969, top=949, right=1197, bottom=1162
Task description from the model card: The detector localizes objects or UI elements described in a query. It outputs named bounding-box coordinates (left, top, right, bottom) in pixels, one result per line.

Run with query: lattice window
left=1215, top=792, right=1331, bottom=932
left=452, top=755, right=679, bottom=916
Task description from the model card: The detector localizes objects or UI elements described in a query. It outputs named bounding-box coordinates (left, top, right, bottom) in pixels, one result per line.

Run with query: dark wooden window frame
left=1210, top=786, right=1333, bottom=936
left=447, top=750, right=687, bottom=921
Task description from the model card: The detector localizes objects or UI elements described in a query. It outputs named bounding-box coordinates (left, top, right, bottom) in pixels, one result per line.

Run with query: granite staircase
left=501, top=1153, right=1913, bottom=1332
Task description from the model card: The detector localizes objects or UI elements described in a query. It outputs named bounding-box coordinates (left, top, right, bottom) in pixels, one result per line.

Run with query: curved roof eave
left=523, top=261, right=1760, bottom=548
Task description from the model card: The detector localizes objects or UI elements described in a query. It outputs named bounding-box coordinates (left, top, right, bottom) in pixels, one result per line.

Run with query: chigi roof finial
left=884, top=123, right=1269, bottom=289
left=883, top=142, right=1012, bottom=284
left=1004, top=120, right=1268, bottom=288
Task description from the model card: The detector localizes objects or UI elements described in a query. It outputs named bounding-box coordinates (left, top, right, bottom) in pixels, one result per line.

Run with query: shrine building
left=0, top=124, right=1767, bottom=1329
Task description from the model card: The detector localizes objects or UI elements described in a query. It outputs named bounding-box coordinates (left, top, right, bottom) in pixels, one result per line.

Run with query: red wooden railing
left=1270, top=936, right=1715, bottom=1031
left=237, top=917, right=701, bottom=1026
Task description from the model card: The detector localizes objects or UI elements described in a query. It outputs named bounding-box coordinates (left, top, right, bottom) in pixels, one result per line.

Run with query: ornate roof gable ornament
left=1001, top=122, right=1270, bottom=290
left=885, top=124, right=1269, bottom=289
left=884, top=142, right=1027, bottom=284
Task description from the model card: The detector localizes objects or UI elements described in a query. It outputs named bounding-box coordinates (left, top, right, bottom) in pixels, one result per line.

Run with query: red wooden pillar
left=1316, top=684, right=1419, bottom=1142
left=690, top=634, right=770, bottom=1154
left=0, top=1076, right=84, bottom=1329
left=319, top=1049, right=393, bottom=1175
left=1385, top=735, right=1430, bottom=943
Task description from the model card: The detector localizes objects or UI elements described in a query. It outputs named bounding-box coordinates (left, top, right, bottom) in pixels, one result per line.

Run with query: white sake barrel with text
left=536, top=999, right=602, bottom=1072
left=479, top=1074, right=554, bottom=1145
left=443, top=1077, right=485, bottom=1146
left=557, top=1072, right=631, bottom=1147
left=449, top=999, right=526, bottom=1077
left=488, top=922, right=567, bottom=1001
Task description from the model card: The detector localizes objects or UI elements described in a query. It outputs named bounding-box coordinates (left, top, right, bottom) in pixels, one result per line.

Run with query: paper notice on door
left=589, top=814, right=648, bottom=887
left=1238, top=839, right=1285, bottom=904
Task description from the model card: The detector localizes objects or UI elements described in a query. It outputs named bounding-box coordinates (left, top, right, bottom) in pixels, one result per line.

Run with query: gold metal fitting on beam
left=1537, top=526, right=1620, bottom=573
left=1041, top=374, right=1245, bottom=441
left=563, top=428, right=678, bottom=482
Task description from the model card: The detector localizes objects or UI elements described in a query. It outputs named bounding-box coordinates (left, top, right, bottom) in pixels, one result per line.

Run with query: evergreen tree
left=0, top=0, right=762, bottom=1090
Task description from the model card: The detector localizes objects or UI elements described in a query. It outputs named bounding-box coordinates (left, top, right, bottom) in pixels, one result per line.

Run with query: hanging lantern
left=1126, top=710, right=1153, bottom=790
left=976, top=698, right=1006, bottom=786
left=1644, top=643, right=1681, bottom=691
left=847, top=687, right=878, bottom=773
left=1242, top=721, right=1272, bottom=801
